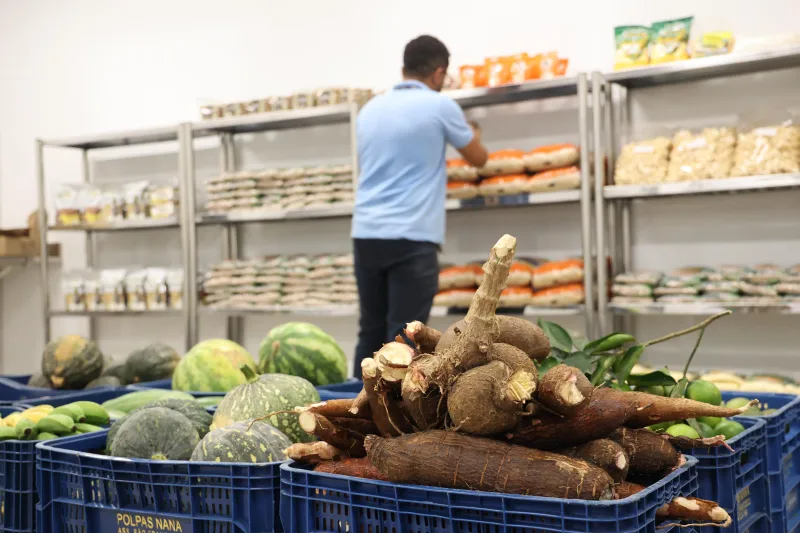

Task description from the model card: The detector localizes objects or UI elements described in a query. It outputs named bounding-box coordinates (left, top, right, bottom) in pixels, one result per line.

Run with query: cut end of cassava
left=556, top=377, right=586, bottom=407
left=285, top=441, right=344, bottom=462
left=374, top=342, right=414, bottom=382
left=615, top=452, right=627, bottom=471
left=361, top=357, right=378, bottom=379
left=506, top=370, right=536, bottom=403
left=492, top=234, right=517, bottom=259
left=298, top=411, right=317, bottom=434
left=709, top=506, right=730, bottom=523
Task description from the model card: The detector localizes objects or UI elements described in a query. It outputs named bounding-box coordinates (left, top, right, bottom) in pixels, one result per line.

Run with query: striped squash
left=172, top=339, right=257, bottom=393
left=258, top=322, right=347, bottom=386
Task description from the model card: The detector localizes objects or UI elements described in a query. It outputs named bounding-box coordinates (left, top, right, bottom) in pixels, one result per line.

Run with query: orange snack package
left=485, top=56, right=511, bottom=87
left=539, top=52, right=561, bottom=79
left=508, top=53, right=529, bottom=84
left=433, top=288, right=476, bottom=308
left=439, top=266, right=478, bottom=290
left=459, top=65, right=487, bottom=89
left=500, top=286, right=535, bottom=307
left=446, top=159, right=480, bottom=182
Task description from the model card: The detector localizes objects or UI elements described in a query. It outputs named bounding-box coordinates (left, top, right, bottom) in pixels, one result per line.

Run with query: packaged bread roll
left=532, top=259, right=584, bottom=290
left=479, top=150, right=526, bottom=177
left=447, top=181, right=479, bottom=200
left=439, top=266, right=479, bottom=290
left=478, top=174, right=529, bottom=196
left=446, top=159, right=480, bottom=182
left=530, top=284, right=585, bottom=307
left=433, top=288, right=476, bottom=308
left=527, top=166, right=581, bottom=193
left=499, top=286, right=534, bottom=307
left=523, top=144, right=580, bottom=172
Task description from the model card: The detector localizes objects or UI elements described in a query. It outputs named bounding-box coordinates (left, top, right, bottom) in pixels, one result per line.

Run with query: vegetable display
left=172, top=339, right=258, bottom=392
left=259, top=322, right=348, bottom=386
left=191, top=419, right=291, bottom=463
left=0, top=402, right=109, bottom=441
left=41, top=335, right=104, bottom=389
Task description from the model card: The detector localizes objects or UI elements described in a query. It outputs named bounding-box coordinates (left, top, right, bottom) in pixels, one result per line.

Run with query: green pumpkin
left=106, top=399, right=212, bottom=452
left=110, top=407, right=199, bottom=460
left=101, top=361, right=128, bottom=385
left=85, top=376, right=122, bottom=389
left=211, top=367, right=320, bottom=443
left=42, top=335, right=104, bottom=389
left=191, top=419, right=291, bottom=463
left=124, top=343, right=180, bottom=384
left=172, top=339, right=257, bottom=392
left=27, top=373, right=53, bottom=389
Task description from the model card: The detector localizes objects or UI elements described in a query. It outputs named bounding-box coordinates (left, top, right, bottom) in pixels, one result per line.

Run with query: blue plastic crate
left=280, top=455, right=698, bottom=533
left=36, top=430, right=282, bottom=533
left=0, top=375, right=71, bottom=402
left=14, top=388, right=138, bottom=410
left=688, top=416, right=769, bottom=533
left=316, top=378, right=362, bottom=394
left=128, top=379, right=232, bottom=399
left=0, top=405, right=31, bottom=533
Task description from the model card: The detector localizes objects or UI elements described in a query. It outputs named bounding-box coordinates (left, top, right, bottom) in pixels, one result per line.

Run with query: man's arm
left=441, top=100, right=489, bottom=168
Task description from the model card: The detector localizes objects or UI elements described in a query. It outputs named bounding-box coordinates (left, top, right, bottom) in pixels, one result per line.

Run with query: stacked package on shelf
left=205, top=165, right=353, bottom=214
left=446, top=144, right=581, bottom=200
left=62, top=268, right=184, bottom=311
left=529, top=259, right=586, bottom=307
left=54, top=180, right=179, bottom=227
left=200, top=254, right=356, bottom=309
left=199, top=88, right=373, bottom=120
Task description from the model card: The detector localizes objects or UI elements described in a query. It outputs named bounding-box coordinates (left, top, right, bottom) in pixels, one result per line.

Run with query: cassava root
left=298, top=412, right=366, bottom=457
left=299, top=398, right=371, bottom=420
left=559, top=439, right=629, bottom=483
left=610, top=427, right=681, bottom=477
left=437, top=315, right=550, bottom=361
left=405, top=321, right=441, bottom=354
left=617, top=482, right=730, bottom=527
left=314, top=457, right=388, bottom=481
left=536, top=364, right=592, bottom=417
left=285, top=441, right=348, bottom=464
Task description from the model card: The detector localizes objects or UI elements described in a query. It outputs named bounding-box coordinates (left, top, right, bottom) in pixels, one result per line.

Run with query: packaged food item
left=433, top=288, right=476, bottom=308
left=269, top=96, right=292, bottom=111
left=459, top=65, right=487, bottom=89
left=691, top=31, right=735, bottom=58
left=738, top=295, right=783, bottom=305
left=702, top=281, right=743, bottom=294
left=124, top=181, right=149, bottom=220
left=446, top=159, right=480, bottom=182
left=740, top=283, right=779, bottom=297
left=527, top=166, right=581, bottom=193
left=731, top=123, right=800, bottom=176
left=614, top=25, right=651, bottom=70
left=485, top=56, right=511, bottom=87
left=144, top=268, right=169, bottom=310
left=650, top=17, right=693, bottom=64
left=439, top=266, right=479, bottom=291
left=124, top=269, right=148, bottom=311
left=701, top=293, right=742, bottom=302
left=538, top=52, right=565, bottom=79
left=656, top=295, right=701, bottom=303
left=100, top=269, right=127, bottom=311
left=62, top=271, right=86, bottom=311
left=612, top=283, right=653, bottom=297
left=54, top=184, right=84, bottom=226
left=530, top=284, right=584, bottom=307
left=499, top=286, right=534, bottom=307
left=523, top=144, right=580, bottom=172
left=611, top=296, right=655, bottom=305
left=100, top=188, right=125, bottom=223
left=614, top=271, right=663, bottom=285
left=532, top=260, right=585, bottom=290
left=80, top=187, right=104, bottom=225
left=446, top=181, right=479, bottom=200
left=776, top=283, right=800, bottom=295
left=507, top=262, right=533, bottom=287
left=292, top=91, right=316, bottom=109
left=707, top=265, right=751, bottom=282
left=199, top=104, right=222, bottom=121
left=222, top=103, right=245, bottom=117
left=83, top=270, right=102, bottom=311
left=479, top=150, right=526, bottom=177
left=667, top=128, right=737, bottom=181
left=508, top=54, right=529, bottom=84
left=613, top=137, right=671, bottom=185
left=654, top=286, right=700, bottom=296
left=315, top=88, right=346, bottom=106
left=478, top=174, right=529, bottom=197
left=745, top=265, right=783, bottom=285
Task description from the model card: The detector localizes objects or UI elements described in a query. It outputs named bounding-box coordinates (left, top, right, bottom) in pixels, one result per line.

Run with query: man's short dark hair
left=403, top=35, right=450, bottom=78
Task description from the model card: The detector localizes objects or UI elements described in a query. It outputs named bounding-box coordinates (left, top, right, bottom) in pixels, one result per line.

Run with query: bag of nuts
left=613, top=136, right=672, bottom=185
left=667, top=127, right=736, bottom=181
left=731, top=122, right=800, bottom=177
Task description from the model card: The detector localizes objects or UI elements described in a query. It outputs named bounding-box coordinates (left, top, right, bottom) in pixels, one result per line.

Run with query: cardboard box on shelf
left=0, top=212, right=60, bottom=258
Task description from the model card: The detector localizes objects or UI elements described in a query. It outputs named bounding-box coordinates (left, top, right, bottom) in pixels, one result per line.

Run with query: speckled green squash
left=172, top=339, right=257, bottom=392
left=211, top=368, right=320, bottom=443
left=42, top=335, right=104, bottom=389
left=106, top=398, right=212, bottom=452
left=125, top=343, right=180, bottom=384
left=191, top=419, right=291, bottom=463
left=110, top=407, right=199, bottom=460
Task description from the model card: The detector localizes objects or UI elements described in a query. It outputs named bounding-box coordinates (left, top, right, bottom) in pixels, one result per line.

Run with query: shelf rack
left=593, top=46, right=800, bottom=330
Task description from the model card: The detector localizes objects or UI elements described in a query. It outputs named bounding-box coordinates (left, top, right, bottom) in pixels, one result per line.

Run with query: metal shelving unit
left=593, top=47, right=800, bottom=333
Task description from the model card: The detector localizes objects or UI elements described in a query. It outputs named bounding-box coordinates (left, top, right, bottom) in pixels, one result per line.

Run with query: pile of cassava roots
left=286, top=235, right=749, bottom=528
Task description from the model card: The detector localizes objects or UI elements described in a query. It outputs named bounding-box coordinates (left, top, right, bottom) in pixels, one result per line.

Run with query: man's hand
left=459, top=120, right=488, bottom=167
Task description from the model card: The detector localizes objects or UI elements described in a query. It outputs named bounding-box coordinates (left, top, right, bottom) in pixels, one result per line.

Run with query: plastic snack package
left=532, top=259, right=585, bottom=290
left=530, top=284, right=584, bottom=307
left=524, top=144, right=580, bottom=172
left=82, top=270, right=102, bottom=311
left=124, top=181, right=150, bottom=220
left=703, top=281, right=743, bottom=294
left=485, top=56, right=511, bottom=87
left=539, top=52, right=563, bottom=79
left=614, top=137, right=671, bottom=185
left=508, top=53, right=530, bottom=84
left=446, top=159, right=480, bottom=182
left=776, top=282, right=800, bottom=295
left=667, top=128, right=737, bottom=181
left=62, top=270, right=86, bottom=311
left=479, top=150, right=526, bottom=177
left=292, top=91, right=316, bottom=109
left=612, top=283, right=653, bottom=297
left=439, top=266, right=479, bottom=291
left=124, top=269, right=149, bottom=311
left=527, top=166, right=581, bottom=193
left=166, top=269, right=184, bottom=309
left=611, top=296, right=655, bottom=305
left=740, top=282, right=779, bottom=297
left=650, top=17, right=693, bottom=64
left=731, top=122, right=800, bottom=177
left=500, top=286, right=534, bottom=307
left=614, top=26, right=651, bottom=70
left=691, top=31, right=735, bottom=58
left=269, top=96, right=292, bottom=111
left=447, top=181, right=479, bottom=200
left=614, top=271, right=663, bottom=285
left=459, top=65, right=486, bottom=89
left=654, top=286, right=700, bottom=296
left=656, top=295, right=701, bottom=303
left=478, top=174, right=529, bottom=197
left=144, top=268, right=169, bottom=310
left=100, top=269, right=127, bottom=311
left=54, top=184, right=84, bottom=226
left=701, top=292, right=742, bottom=302
left=315, top=88, right=346, bottom=106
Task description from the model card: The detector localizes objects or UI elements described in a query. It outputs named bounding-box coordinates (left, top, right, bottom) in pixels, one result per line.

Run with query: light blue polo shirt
left=352, top=80, right=474, bottom=245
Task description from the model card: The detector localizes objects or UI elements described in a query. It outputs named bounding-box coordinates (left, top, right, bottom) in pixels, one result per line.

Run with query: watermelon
left=211, top=368, right=320, bottom=442
left=191, top=419, right=291, bottom=463
left=124, top=343, right=180, bottom=384
left=258, top=322, right=347, bottom=386
left=42, top=335, right=104, bottom=389
left=110, top=408, right=199, bottom=460
left=173, top=339, right=257, bottom=393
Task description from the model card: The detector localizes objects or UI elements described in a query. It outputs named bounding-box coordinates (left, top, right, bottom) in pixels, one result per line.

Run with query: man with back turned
left=351, top=35, right=489, bottom=376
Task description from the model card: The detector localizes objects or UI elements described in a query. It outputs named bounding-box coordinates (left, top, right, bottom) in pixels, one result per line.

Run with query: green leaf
left=627, top=371, right=677, bottom=388
left=671, top=378, right=689, bottom=398
left=538, top=320, right=573, bottom=352
left=562, top=351, right=594, bottom=374
left=536, top=356, right=561, bottom=375
left=591, top=356, right=616, bottom=386
left=549, top=347, right=570, bottom=361
left=572, top=334, right=589, bottom=351
left=584, top=333, right=637, bottom=355
left=686, top=418, right=703, bottom=435
left=614, top=345, right=645, bottom=385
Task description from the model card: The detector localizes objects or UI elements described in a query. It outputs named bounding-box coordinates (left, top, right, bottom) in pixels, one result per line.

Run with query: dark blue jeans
left=353, top=238, right=439, bottom=377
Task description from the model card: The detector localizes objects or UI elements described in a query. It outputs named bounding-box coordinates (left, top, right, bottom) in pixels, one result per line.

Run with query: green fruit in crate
left=14, top=419, right=37, bottom=440
left=259, top=322, right=347, bottom=386
left=212, top=367, right=319, bottom=443
left=647, top=421, right=675, bottom=432
left=27, top=373, right=53, bottom=389
left=0, top=427, right=16, bottom=440
left=124, top=343, right=180, bottom=384
left=101, top=389, right=194, bottom=414
left=696, top=416, right=722, bottom=428
left=36, top=414, right=77, bottom=435
left=36, top=432, right=58, bottom=441
left=686, top=380, right=722, bottom=406
left=75, top=423, right=104, bottom=433
left=110, top=407, right=199, bottom=460
left=715, top=420, right=746, bottom=440
left=666, top=424, right=700, bottom=439
left=69, top=401, right=110, bottom=425
left=696, top=422, right=716, bottom=438
left=100, top=361, right=129, bottom=385
left=191, top=419, right=291, bottom=463
left=52, top=404, right=86, bottom=423
left=640, top=385, right=665, bottom=396
left=173, top=339, right=257, bottom=393
left=85, top=376, right=122, bottom=389
left=725, top=397, right=760, bottom=415
left=41, top=335, right=104, bottom=389
left=106, top=399, right=212, bottom=451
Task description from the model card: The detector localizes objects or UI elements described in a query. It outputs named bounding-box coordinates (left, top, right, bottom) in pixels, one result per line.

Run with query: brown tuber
left=313, top=458, right=388, bottom=481
left=617, top=482, right=731, bottom=527
left=374, top=342, right=415, bottom=383
left=404, top=321, right=442, bottom=354
left=285, top=441, right=348, bottom=464
left=447, top=360, right=536, bottom=434
left=366, top=430, right=615, bottom=499
left=559, top=439, right=629, bottom=483
left=610, top=427, right=681, bottom=477
left=362, top=357, right=415, bottom=437
left=536, top=364, right=593, bottom=417
left=299, top=398, right=371, bottom=420
left=437, top=315, right=550, bottom=362
left=298, top=412, right=366, bottom=457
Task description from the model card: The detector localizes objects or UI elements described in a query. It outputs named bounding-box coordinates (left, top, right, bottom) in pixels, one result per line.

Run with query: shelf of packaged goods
left=49, top=217, right=180, bottom=232
left=448, top=76, right=579, bottom=108
left=49, top=309, right=183, bottom=317
left=200, top=305, right=358, bottom=317
left=604, top=46, right=800, bottom=89
left=603, top=173, right=800, bottom=200
left=447, top=189, right=581, bottom=210
left=191, top=104, right=352, bottom=136
left=430, top=305, right=585, bottom=317
left=609, top=301, right=800, bottom=316
left=43, top=125, right=180, bottom=150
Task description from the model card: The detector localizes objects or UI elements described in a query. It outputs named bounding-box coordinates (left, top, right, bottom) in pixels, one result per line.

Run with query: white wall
left=0, top=0, right=798, bottom=375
